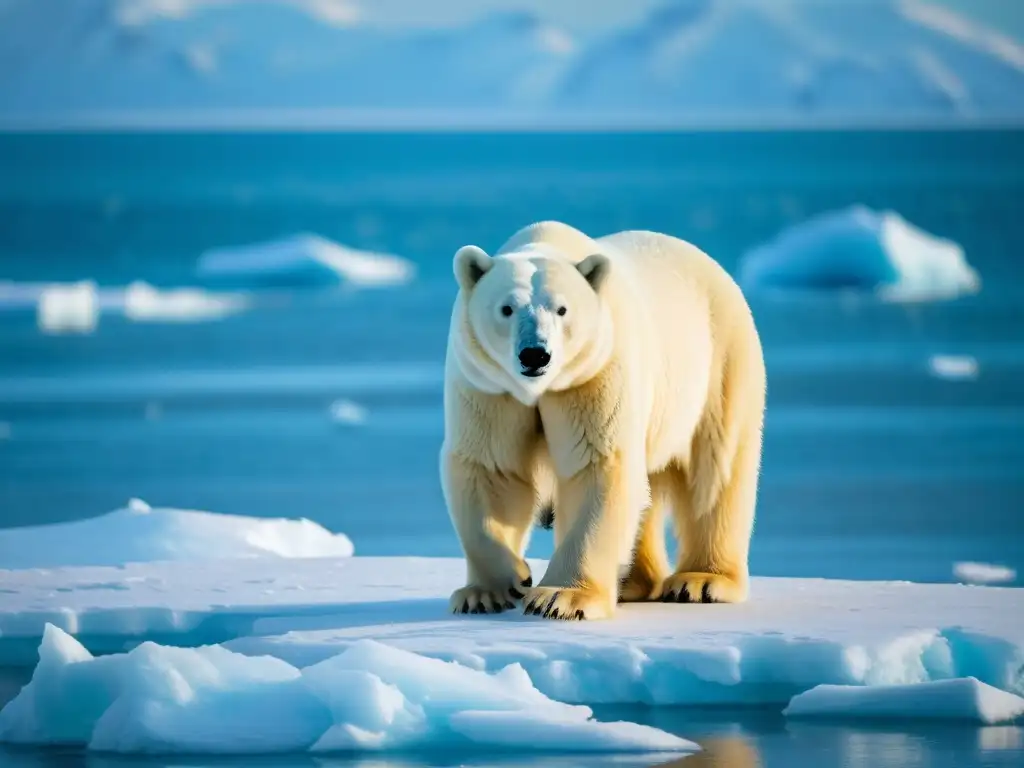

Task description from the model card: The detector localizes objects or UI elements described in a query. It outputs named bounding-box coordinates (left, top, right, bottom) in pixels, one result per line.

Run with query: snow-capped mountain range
left=2, top=0, right=1023, bottom=126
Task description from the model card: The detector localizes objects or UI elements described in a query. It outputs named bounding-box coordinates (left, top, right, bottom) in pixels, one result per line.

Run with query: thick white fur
left=442, top=221, right=766, bottom=620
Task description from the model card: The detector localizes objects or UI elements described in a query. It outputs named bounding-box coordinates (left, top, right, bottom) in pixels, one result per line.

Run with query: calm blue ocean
left=0, top=130, right=1022, bottom=767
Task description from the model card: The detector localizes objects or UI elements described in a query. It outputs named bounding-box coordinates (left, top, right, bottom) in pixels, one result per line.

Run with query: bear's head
left=451, top=244, right=613, bottom=404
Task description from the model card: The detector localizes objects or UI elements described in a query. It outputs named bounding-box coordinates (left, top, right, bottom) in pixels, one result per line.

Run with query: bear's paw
left=522, top=585, right=613, bottom=621
left=450, top=577, right=532, bottom=615
left=656, top=572, right=748, bottom=604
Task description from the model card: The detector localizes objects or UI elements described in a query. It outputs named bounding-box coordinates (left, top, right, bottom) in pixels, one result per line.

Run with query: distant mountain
left=1, top=0, right=1022, bottom=125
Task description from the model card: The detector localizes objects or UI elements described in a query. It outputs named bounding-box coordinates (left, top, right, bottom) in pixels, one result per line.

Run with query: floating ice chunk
left=928, top=354, right=979, bottom=380
left=122, top=281, right=249, bottom=323
left=954, top=562, right=1017, bottom=585
left=0, top=498, right=354, bottom=569
left=784, top=677, right=1024, bottom=724
left=329, top=398, right=367, bottom=425
left=197, top=233, right=415, bottom=288
left=2, top=558, right=1021, bottom=713
left=36, top=281, right=100, bottom=334
left=0, top=625, right=328, bottom=753
left=0, top=627, right=696, bottom=756
left=738, top=206, right=980, bottom=301
left=449, top=710, right=695, bottom=753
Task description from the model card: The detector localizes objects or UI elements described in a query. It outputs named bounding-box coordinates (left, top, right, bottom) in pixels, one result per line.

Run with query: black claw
left=460, top=601, right=470, bottom=614
left=504, top=601, right=516, bottom=610
left=678, top=588, right=692, bottom=603
left=531, top=604, right=544, bottom=616
left=543, top=594, right=559, bottom=616
left=509, top=587, right=524, bottom=600
left=470, top=604, right=483, bottom=614
left=574, top=609, right=585, bottom=620
left=701, top=583, right=715, bottom=604
left=522, top=576, right=533, bottom=588
left=550, top=608, right=561, bottom=619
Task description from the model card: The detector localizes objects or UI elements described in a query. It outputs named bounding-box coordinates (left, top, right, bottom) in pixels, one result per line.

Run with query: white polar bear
left=442, top=221, right=766, bottom=620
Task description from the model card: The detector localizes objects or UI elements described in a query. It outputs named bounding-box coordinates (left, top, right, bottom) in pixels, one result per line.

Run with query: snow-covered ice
left=35, top=281, right=99, bottom=334
left=196, top=234, right=415, bottom=288
left=738, top=206, right=980, bottom=301
left=0, top=498, right=354, bottom=570
left=122, top=281, right=249, bottom=323
left=784, top=678, right=1024, bottom=724
left=0, top=625, right=696, bottom=755
left=955, top=562, right=1018, bottom=586
left=0, top=557, right=1020, bottom=720
left=929, top=354, right=980, bottom=380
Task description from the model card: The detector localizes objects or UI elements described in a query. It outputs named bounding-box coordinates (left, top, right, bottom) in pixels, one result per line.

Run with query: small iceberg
left=784, top=678, right=1024, bottom=725
left=0, top=498, right=354, bottom=569
left=196, top=233, right=416, bottom=289
left=36, top=281, right=100, bottom=334
left=0, top=626, right=698, bottom=756
left=928, top=354, right=980, bottom=381
left=328, top=399, right=368, bottom=425
left=738, top=206, right=980, bottom=301
left=954, top=561, right=1017, bottom=585
left=122, top=281, right=249, bottom=323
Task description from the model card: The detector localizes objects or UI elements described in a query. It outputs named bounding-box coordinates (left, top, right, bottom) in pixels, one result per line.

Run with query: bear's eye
left=501, top=305, right=514, bottom=317
left=557, top=306, right=567, bottom=317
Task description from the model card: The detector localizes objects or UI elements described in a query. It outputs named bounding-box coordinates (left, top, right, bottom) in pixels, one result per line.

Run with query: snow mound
left=0, top=498, right=354, bottom=569
left=196, top=234, right=415, bottom=289
left=122, top=281, right=249, bottom=322
left=784, top=677, right=1024, bottom=724
left=0, top=625, right=697, bottom=756
left=955, top=561, right=1017, bottom=585
left=738, top=206, right=980, bottom=301
left=36, top=281, right=99, bottom=334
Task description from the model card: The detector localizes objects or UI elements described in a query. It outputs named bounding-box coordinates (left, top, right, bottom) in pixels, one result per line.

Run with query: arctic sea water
left=0, top=130, right=1022, bottom=767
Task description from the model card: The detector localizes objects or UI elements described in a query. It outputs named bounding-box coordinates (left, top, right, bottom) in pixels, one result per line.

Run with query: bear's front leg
left=522, top=455, right=637, bottom=621
left=443, top=452, right=536, bottom=614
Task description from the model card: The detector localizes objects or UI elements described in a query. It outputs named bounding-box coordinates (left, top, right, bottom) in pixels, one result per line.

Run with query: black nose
left=519, top=347, right=551, bottom=370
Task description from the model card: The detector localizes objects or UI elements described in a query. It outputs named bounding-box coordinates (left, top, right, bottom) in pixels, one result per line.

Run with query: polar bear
left=442, top=221, right=766, bottom=620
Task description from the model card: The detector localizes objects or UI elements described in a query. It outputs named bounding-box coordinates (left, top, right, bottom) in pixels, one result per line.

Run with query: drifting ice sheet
left=738, top=206, right=980, bottom=301
left=0, top=498, right=354, bottom=569
left=955, top=561, right=1017, bottom=586
left=122, top=281, right=249, bottom=322
left=1, top=280, right=248, bottom=325
left=0, top=625, right=696, bottom=755
left=784, top=678, right=1024, bottom=724
left=0, top=556, right=1020, bottom=720
left=197, top=233, right=415, bottom=288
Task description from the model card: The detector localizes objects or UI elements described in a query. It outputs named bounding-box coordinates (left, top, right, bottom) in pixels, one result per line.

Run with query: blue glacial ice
left=0, top=625, right=697, bottom=755
left=738, top=206, right=980, bottom=301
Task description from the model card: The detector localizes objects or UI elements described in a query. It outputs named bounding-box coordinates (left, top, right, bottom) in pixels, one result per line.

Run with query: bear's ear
left=453, top=245, right=493, bottom=291
left=577, top=253, right=610, bottom=292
